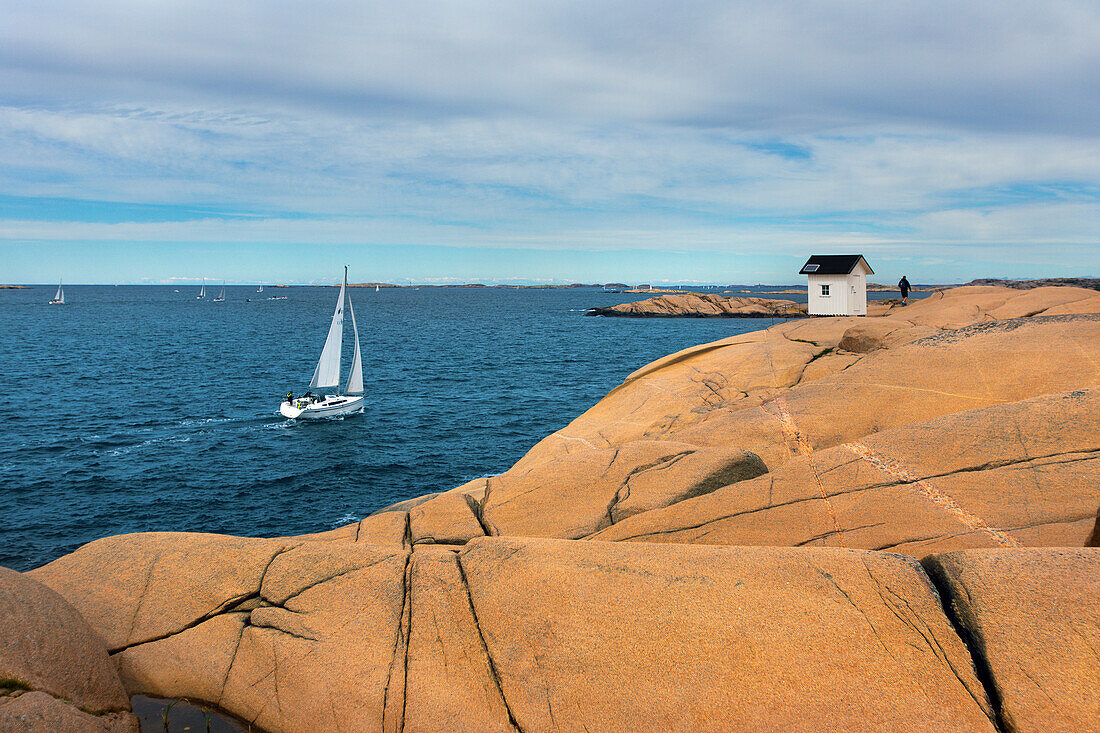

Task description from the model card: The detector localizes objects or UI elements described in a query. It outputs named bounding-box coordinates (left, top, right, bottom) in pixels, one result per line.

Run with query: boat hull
left=280, top=395, right=364, bottom=420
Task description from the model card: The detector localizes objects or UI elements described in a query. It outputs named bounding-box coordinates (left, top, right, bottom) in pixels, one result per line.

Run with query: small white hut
left=799, top=254, right=873, bottom=316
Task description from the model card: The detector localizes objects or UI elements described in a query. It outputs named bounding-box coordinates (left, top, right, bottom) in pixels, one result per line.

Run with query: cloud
left=0, top=1, right=1097, bottom=282
left=2, top=1, right=1098, bottom=132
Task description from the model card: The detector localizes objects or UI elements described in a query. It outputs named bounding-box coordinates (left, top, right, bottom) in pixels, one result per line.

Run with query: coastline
left=7, top=285, right=1099, bottom=732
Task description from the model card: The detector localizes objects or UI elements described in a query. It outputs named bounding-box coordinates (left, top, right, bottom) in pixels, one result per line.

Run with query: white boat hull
left=280, top=395, right=364, bottom=420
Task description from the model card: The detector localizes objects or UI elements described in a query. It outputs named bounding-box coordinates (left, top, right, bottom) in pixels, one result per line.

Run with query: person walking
left=898, top=275, right=911, bottom=305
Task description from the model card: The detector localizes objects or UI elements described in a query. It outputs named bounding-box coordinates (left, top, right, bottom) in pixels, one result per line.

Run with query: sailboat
left=257, top=284, right=264, bottom=293
left=280, top=267, right=364, bottom=419
left=49, top=279, right=64, bottom=305
left=197, top=278, right=206, bottom=299
left=213, top=282, right=226, bottom=302
left=375, top=284, right=379, bottom=292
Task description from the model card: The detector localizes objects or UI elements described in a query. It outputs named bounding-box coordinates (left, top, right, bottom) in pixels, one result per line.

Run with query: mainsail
left=199, top=278, right=205, bottom=298
left=310, top=272, right=346, bottom=391
left=345, top=284, right=363, bottom=394
left=54, top=280, right=63, bottom=303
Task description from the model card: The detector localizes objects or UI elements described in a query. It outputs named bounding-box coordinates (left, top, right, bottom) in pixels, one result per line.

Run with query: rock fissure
left=111, top=593, right=259, bottom=653
left=920, top=560, right=1009, bottom=733
left=605, top=481, right=891, bottom=542
left=794, top=522, right=886, bottom=546
left=813, top=567, right=899, bottom=664
left=380, top=551, right=411, bottom=733
left=860, top=557, right=993, bottom=722
left=464, top=491, right=494, bottom=538
left=454, top=554, right=523, bottom=733
left=600, top=449, right=698, bottom=528
left=280, top=560, right=395, bottom=606
left=216, top=622, right=248, bottom=707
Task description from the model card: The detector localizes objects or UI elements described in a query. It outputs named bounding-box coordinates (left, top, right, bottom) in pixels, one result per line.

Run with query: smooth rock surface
left=403, top=548, right=515, bottom=732
left=410, top=485, right=486, bottom=545
left=458, top=537, right=996, bottom=732
left=593, top=389, right=1100, bottom=552
left=924, top=548, right=1100, bottom=733
left=33, top=535, right=410, bottom=733
left=481, top=441, right=767, bottom=538
left=0, top=567, right=130, bottom=715
left=0, top=692, right=138, bottom=733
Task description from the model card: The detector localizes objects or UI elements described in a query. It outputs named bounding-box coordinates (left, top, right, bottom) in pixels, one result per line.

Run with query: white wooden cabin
left=799, top=255, right=873, bottom=316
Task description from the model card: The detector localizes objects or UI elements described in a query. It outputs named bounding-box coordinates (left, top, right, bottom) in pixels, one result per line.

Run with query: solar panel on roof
left=804, top=264, right=819, bottom=272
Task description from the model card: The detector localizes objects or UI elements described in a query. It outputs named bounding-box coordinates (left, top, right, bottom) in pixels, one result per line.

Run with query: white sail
left=345, top=286, right=363, bottom=394
left=199, top=278, right=205, bottom=298
left=310, top=273, right=346, bottom=391
left=54, top=280, right=63, bottom=303
left=258, top=284, right=264, bottom=292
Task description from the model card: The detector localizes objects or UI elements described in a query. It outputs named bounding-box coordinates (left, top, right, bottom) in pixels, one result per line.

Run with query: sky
left=1, top=0, right=1098, bottom=285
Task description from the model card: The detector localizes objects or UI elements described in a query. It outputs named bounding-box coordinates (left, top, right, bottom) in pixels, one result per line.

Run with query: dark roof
left=799, top=255, right=873, bottom=275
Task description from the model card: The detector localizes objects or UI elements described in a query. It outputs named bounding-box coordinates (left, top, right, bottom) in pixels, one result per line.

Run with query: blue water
left=0, top=285, right=920, bottom=571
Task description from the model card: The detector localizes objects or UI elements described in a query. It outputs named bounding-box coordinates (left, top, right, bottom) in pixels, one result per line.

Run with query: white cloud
left=0, top=0, right=1098, bottom=281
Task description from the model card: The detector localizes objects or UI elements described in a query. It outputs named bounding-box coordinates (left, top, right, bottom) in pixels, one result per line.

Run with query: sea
left=0, top=284, right=921, bottom=571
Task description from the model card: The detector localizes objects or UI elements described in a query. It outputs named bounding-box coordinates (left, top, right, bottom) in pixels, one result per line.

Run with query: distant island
left=965, top=277, right=1100, bottom=291
left=0, top=284, right=31, bottom=289
left=588, top=293, right=805, bottom=318
left=751, top=283, right=946, bottom=294
left=333, top=282, right=605, bottom=289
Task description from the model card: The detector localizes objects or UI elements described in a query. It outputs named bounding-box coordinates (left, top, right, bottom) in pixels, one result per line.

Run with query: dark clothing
left=898, top=278, right=911, bottom=297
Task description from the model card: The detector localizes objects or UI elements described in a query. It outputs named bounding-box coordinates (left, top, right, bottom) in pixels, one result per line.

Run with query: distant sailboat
left=197, top=278, right=206, bottom=299
left=279, top=267, right=364, bottom=419
left=375, top=284, right=379, bottom=292
left=257, top=284, right=264, bottom=293
left=213, top=282, right=226, bottom=302
left=49, top=279, right=64, bottom=305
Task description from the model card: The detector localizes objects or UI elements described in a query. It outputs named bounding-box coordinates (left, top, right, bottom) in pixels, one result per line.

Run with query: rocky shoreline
left=3, top=285, right=1099, bottom=732
left=587, top=292, right=806, bottom=318
left=964, top=277, right=1100, bottom=290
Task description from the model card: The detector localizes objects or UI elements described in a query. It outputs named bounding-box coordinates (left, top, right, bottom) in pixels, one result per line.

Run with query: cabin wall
left=807, top=274, right=852, bottom=315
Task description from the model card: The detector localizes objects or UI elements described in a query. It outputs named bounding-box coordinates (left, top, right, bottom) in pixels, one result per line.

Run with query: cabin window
left=820, top=284, right=830, bottom=296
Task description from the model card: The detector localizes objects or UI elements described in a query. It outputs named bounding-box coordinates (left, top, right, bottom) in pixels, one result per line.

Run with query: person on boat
left=304, top=390, right=315, bottom=403
left=286, top=391, right=293, bottom=404
left=898, top=276, right=911, bottom=304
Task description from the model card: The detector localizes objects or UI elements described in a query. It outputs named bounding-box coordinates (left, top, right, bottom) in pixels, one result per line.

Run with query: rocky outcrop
left=592, top=388, right=1099, bottom=552
left=33, top=536, right=1007, bottom=733
left=965, top=277, right=1100, bottom=291
left=587, top=292, right=804, bottom=317
left=0, top=567, right=137, bottom=732
left=15, top=285, right=1100, bottom=731
left=32, top=535, right=409, bottom=733
left=924, top=549, right=1100, bottom=733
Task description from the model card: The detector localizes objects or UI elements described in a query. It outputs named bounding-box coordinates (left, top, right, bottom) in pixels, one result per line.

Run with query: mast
left=55, top=279, right=63, bottom=302
left=345, top=270, right=363, bottom=395
left=309, top=267, right=346, bottom=391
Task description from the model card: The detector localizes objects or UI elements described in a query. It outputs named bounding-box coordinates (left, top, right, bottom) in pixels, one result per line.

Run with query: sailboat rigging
left=279, top=267, right=365, bottom=419
left=213, top=282, right=226, bottom=302
left=197, top=278, right=206, bottom=299
left=49, top=279, right=64, bottom=305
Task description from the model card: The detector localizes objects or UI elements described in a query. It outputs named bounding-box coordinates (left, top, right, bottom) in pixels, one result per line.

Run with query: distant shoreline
left=5, top=278, right=1094, bottom=290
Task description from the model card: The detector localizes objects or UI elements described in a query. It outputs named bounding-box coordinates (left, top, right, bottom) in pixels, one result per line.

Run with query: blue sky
left=1, top=0, right=1098, bottom=284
